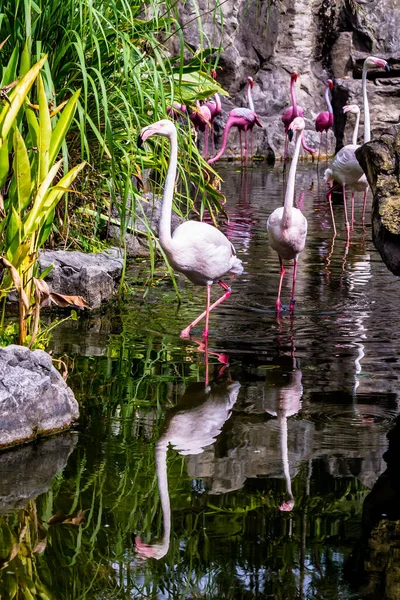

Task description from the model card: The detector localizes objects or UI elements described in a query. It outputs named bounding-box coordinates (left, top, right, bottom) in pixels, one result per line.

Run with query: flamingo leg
left=239, top=130, right=243, bottom=162
left=343, top=185, right=350, bottom=241
left=351, top=191, right=355, bottom=230
left=180, top=282, right=232, bottom=339
left=290, top=256, right=299, bottom=313
left=283, top=134, right=288, bottom=165
left=276, top=257, right=285, bottom=313
left=211, top=122, right=215, bottom=156
left=244, top=130, right=248, bottom=164
left=362, top=189, right=368, bottom=225
left=327, top=182, right=337, bottom=236
left=318, top=132, right=322, bottom=163
left=325, top=130, right=328, bottom=161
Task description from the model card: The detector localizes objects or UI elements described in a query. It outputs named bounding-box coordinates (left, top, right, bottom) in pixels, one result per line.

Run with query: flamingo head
left=364, top=56, right=390, bottom=72
left=291, top=71, right=299, bottom=82
left=138, top=119, right=176, bottom=147
left=327, top=79, right=334, bottom=91
left=211, top=69, right=217, bottom=80
left=247, top=76, right=254, bottom=88
left=343, top=104, right=360, bottom=115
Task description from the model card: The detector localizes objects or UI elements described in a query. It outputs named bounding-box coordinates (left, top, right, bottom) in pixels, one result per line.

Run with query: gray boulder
left=0, top=433, right=77, bottom=514
left=356, top=125, right=400, bottom=275
left=0, top=345, right=79, bottom=449
left=39, top=247, right=124, bottom=309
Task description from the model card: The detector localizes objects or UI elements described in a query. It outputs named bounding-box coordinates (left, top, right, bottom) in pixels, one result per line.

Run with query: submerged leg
left=180, top=282, right=232, bottom=339
left=343, top=185, right=350, bottom=241
left=361, top=189, right=368, bottom=225
left=289, top=256, right=299, bottom=313
left=276, top=257, right=285, bottom=313
left=327, top=182, right=337, bottom=237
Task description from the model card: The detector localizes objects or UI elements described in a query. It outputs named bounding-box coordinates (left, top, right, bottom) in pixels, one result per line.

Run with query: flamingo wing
left=331, top=144, right=364, bottom=185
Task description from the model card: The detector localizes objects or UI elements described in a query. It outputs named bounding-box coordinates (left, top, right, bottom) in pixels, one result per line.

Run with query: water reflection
left=136, top=342, right=241, bottom=560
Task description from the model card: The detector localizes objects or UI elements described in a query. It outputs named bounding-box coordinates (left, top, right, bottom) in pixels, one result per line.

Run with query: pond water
left=1, top=161, right=400, bottom=599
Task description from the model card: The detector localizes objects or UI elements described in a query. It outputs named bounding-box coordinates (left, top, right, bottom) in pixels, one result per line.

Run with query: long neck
left=290, top=77, right=297, bottom=115
left=159, top=131, right=177, bottom=252
left=247, top=83, right=254, bottom=112
left=352, top=112, right=360, bottom=145
left=214, top=92, right=221, bottom=114
left=283, top=129, right=302, bottom=228
left=362, top=66, right=371, bottom=142
left=155, top=442, right=171, bottom=552
left=208, top=117, right=234, bottom=164
left=325, top=85, right=333, bottom=127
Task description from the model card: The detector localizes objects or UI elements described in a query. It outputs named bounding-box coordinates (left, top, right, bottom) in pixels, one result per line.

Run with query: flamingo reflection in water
left=135, top=340, right=240, bottom=560
left=263, top=333, right=303, bottom=511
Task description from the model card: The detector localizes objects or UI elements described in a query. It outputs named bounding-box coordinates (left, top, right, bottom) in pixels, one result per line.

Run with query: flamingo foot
left=289, top=298, right=295, bottom=313
left=275, top=299, right=283, bottom=313
left=180, top=326, right=193, bottom=339
left=202, top=328, right=209, bottom=339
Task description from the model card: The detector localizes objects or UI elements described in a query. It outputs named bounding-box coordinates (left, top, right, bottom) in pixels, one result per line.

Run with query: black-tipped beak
left=288, top=128, right=294, bottom=142
left=341, top=107, right=344, bottom=114
left=385, top=63, right=390, bottom=72
left=137, top=134, right=144, bottom=148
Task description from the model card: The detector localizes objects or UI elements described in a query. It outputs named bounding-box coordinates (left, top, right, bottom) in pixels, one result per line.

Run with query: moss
left=380, top=196, right=400, bottom=235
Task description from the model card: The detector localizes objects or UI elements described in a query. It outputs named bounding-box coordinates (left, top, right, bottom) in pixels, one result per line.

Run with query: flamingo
left=343, top=104, right=361, bottom=226
left=203, top=69, right=222, bottom=155
left=166, top=102, right=187, bottom=120
left=315, top=79, right=334, bottom=161
left=281, top=71, right=315, bottom=162
left=208, top=77, right=262, bottom=164
left=325, top=56, right=389, bottom=234
left=137, top=119, right=243, bottom=338
left=190, top=100, right=212, bottom=159
left=267, top=117, right=307, bottom=313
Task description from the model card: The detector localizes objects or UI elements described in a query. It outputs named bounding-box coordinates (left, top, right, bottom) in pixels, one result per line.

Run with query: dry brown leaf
left=1, top=257, right=30, bottom=311
left=33, top=537, right=47, bottom=555
left=0, top=36, right=10, bottom=51
left=63, top=509, right=89, bottom=526
left=47, top=512, right=68, bottom=525
left=49, top=292, right=90, bottom=309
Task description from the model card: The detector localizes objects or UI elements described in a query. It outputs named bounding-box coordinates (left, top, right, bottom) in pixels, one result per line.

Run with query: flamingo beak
left=385, top=63, right=390, bottom=72
left=137, top=127, right=153, bottom=148
left=288, top=128, right=294, bottom=142
left=328, top=80, right=334, bottom=91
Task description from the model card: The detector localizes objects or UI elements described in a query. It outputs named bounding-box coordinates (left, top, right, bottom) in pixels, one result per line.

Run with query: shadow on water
left=1, top=162, right=400, bottom=598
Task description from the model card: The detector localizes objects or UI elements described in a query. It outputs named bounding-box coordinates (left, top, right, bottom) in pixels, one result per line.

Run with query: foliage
left=0, top=50, right=86, bottom=345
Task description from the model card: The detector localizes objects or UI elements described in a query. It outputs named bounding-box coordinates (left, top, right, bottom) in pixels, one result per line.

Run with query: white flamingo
left=138, top=119, right=243, bottom=338
left=343, top=104, right=361, bottom=226
left=325, top=56, right=389, bottom=234
left=267, top=117, right=307, bottom=313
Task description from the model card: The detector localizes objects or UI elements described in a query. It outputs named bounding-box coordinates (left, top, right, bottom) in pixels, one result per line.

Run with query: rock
left=0, top=345, right=79, bottom=449
left=39, top=247, right=124, bottom=309
left=109, top=193, right=181, bottom=258
left=175, top=0, right=400, bottom=160
left=355, top=126, right=400, bottom=275
left=0, top=433, right=77, bottom=514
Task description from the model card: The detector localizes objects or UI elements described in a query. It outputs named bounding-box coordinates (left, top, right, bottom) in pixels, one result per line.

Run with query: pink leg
left=239, top=130, right=243, bottom=162
left=327, top=182, right=337, bottom=237
left=180, top=282, right=232, bottom=339
left=343, top=185, right=350, bottom=241
left=244, top=130, right=248, bottom=164
left=351, top=192, right=355, bottom=230
left=362, top=189, right=368, bottom=225
left=276, top=257, right=285, bottom=313
left=290, top=257, right=298, bottom=313
left=203, top=128, right=209, bottom=160
left=211, top=122, right=215, bottom=156
left=283, top=134, right=288, bottom=165
left=250, top=130, right=253, bottom=161
left=318, top=132, right=322, bottom=163
left=325, top=130, right=328, bottom=161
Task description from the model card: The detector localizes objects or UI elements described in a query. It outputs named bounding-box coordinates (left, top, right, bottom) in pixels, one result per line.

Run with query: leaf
left=13, top=127, right=32, bottom=211
left=33, top=537, right=47, bottom=554
left=38, top=74, right=51, bottom=183
left=0, top=55, right=47, bottom=144
left=49, top=88, right=80, bottom=165
left=0, top=256, right=30, bottom=310
left=49, top=292, right=90, bottom=309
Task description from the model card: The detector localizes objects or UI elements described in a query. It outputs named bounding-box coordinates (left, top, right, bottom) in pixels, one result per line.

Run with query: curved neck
left=352, top=112, right=360, bottom=145
left=159, top=131, right=178, bottom=252
left=247, top=82, right=254, bottom=112
left=208, top=116, right=234, bottom=164
left=290, top=77, right=298, bottom=115
left=362, top=67, right=371, bottom=142
left=283, top=129, right=303, bottom=228
left=214, top=92, right=221, bottom=114
left=155, top=442, right=171, bottom=551
left=325, top=85, right=333, bottom=115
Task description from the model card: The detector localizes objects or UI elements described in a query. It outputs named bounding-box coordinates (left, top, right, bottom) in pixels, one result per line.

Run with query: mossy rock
left=380, top=196, right=400, bottom=235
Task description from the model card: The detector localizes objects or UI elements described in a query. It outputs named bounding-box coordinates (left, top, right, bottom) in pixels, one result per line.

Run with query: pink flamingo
left=325, top=56, right=389, bottom=236
left=190, top=101, right=212, bottom=159
left=208, top=77, right=262, bottom=164
left=166, top=102, right=186, bottom=120
left=203, top=69, right=222, bottom=155
left=138, top=119, right=243, bottom=338
left=315, top=79, right=334, bottom=161
left=267, top=117, right=307, bottom=313
left=281, top=71, right=315, bottom=162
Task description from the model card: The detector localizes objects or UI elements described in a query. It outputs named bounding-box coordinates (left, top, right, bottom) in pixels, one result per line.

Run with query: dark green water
left=1, top=163, right=399, bottom=599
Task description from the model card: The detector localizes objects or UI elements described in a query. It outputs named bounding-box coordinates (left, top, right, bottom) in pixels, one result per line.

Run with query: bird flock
left=138, top=55, right=390, bottom=339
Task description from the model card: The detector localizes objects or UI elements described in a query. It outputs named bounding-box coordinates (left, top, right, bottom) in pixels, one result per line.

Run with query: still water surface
left=1, top=162, right=399, bottom=599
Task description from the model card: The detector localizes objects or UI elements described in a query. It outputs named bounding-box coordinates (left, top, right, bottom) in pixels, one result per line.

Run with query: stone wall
left=176, top=0, right=400, bottom=160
